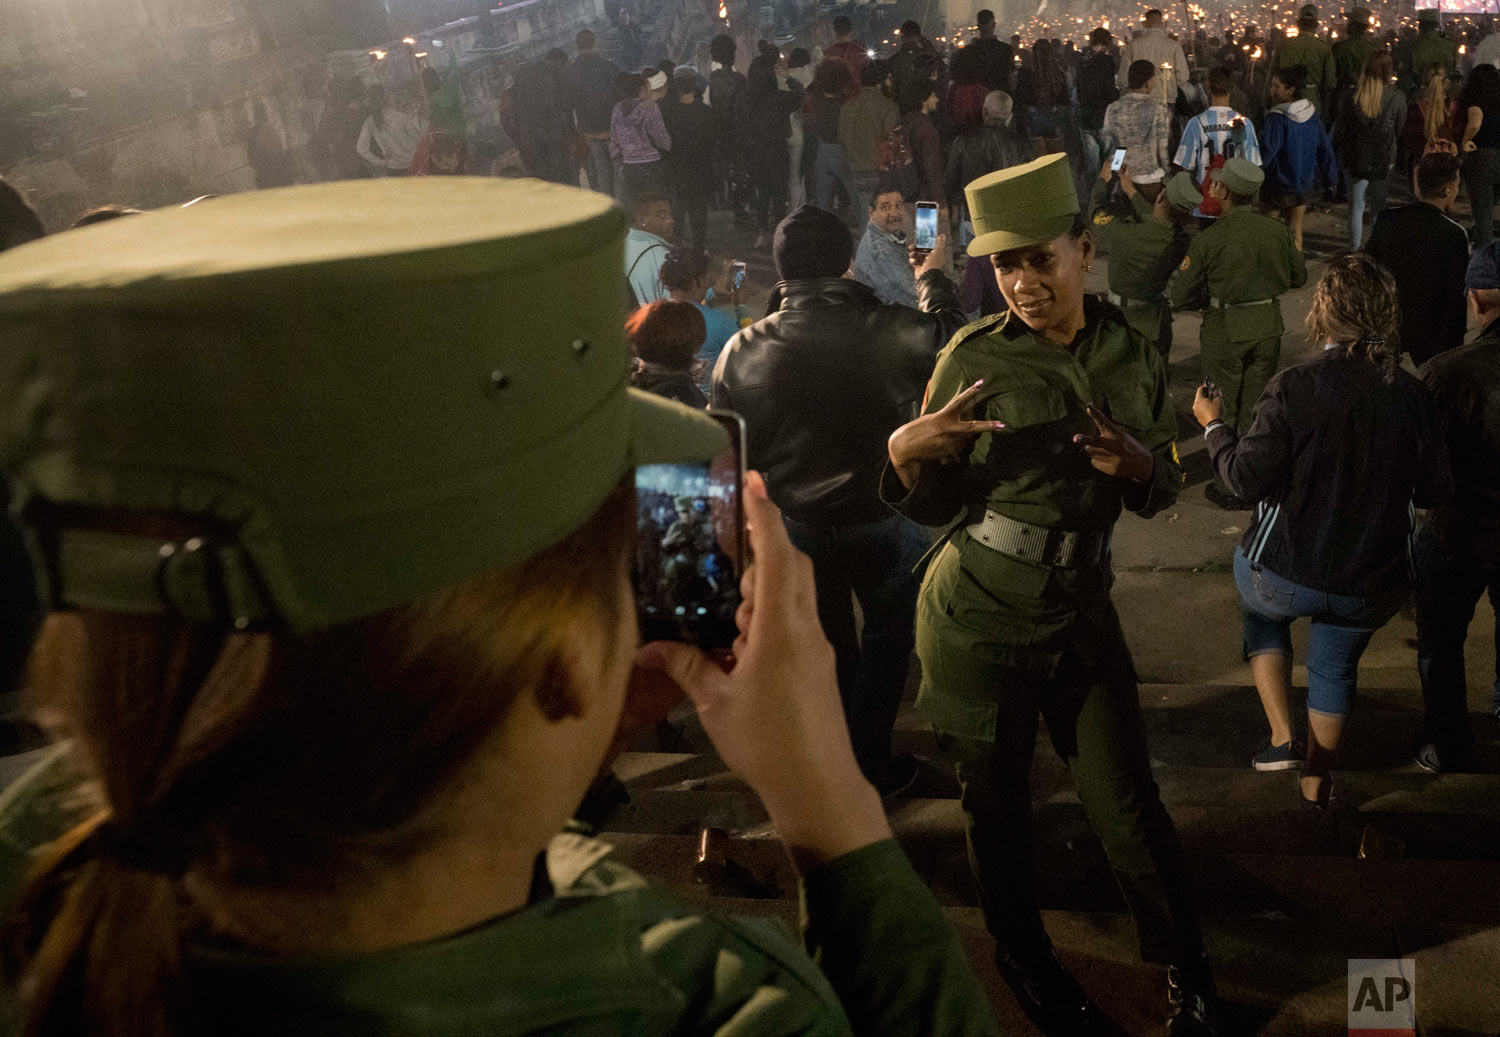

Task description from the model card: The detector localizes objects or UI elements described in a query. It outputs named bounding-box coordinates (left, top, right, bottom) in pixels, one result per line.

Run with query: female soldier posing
left=883, top=154, right=1217, bottom=1037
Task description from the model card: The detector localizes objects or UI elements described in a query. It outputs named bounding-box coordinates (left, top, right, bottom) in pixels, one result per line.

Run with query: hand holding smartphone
left=634, top=411, right=747, bottom=651
left=730, top=261, right=747, bottom=291
left=1110, top=148, right=1128, bottom=173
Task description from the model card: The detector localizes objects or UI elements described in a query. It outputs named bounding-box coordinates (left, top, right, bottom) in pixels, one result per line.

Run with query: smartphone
left=914, top=201, right=939, bottom=253
left=1110, top=148, right=1128, bottom=172
left=730, top=260, right=747, bottom=291
left=634, top=411, right=746, bottom=651
left=1201, top=377, right=1220, bottom=398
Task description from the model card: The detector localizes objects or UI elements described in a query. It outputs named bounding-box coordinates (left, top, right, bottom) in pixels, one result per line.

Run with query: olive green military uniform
left=1087, top=174, right=1195, bottom=360
left=0, top=746, right=1000, bottom=1036
left=882, top=155, right=1205, bottom=975
left=1273, top=33, right=1336, bottom=114
left=1169, top=163, right=1308, bottom=436
left=1409, top=25, right=1457, bottom=88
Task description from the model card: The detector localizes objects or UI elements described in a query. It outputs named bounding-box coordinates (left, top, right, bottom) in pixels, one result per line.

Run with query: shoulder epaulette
left=950, top=312, right=1009, bottom=349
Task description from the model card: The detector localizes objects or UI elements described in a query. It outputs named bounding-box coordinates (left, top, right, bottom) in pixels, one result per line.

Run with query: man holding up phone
left=853, top=183, right=927, bottom=307
left=712, top=204, right=966, bottom=796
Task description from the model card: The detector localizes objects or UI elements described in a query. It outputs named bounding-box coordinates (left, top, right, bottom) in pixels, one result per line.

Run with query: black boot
left=1203, top=482, right=1250, bottom=511
left=1166, top=961, right=1219, bottom=1036
left=996, top=941, right=1118, bottom=1035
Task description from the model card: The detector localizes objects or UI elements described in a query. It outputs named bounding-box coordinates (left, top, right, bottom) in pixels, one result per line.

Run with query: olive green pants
left=931, top=607, right=1205, bottom=969
left=1201, top=334, right=1281, bottom=436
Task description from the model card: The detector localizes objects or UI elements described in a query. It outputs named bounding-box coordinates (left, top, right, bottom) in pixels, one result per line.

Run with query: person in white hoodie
left=1259, top=65, right=1339, bottom=251
left=1117, top=9, right=1189, bottom=107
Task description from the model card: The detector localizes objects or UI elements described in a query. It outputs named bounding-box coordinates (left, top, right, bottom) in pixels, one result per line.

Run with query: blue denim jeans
left=1415, top=532, right=1500, bottom=754
left=1345, top=170, right=1388, bottom=249
left=783, top=513, right=929, bottom=783
left=1234, top=548, right=1403, bottom=716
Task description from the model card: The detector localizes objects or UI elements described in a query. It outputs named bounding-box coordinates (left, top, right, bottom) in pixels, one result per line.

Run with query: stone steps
left=598, top=680, right=1500, bottom=958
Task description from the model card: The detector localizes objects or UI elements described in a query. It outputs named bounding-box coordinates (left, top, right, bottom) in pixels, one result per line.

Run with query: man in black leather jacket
left=712, top=204, right=966, bottom=794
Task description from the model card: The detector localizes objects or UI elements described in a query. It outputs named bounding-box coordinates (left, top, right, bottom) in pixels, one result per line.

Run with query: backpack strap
left=625, top=242, right=668, bottom=306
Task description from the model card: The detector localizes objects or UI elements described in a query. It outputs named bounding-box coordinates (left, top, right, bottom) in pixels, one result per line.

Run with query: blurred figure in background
left=566, top=29, right=621, bottom=197
left=1458, top=64, right=1500, bottom=247
left=661, top=72, right=714, bottom=253
left=1414, top=243, right=1500, bottom=774
left=840, top=59, right=900, bottom=223
left=610, top=70, right=672, bottom=205
left=809, top=61, right=856, bottom=213
left=1365, top=151, right=1470, bottom=367
left=947, top=91, right=1032, bottom=246
left=736, top=54, right=804, bottom=249
left=1077, top=27, right=1120, bottom=179
left=823, top=15, right=869, bottom=98
left=355, top=85, right=424, bottom=176
left=1335, top=51, right=1404, bottom=248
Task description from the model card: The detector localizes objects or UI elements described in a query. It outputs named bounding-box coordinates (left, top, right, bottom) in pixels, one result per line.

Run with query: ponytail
left=11, top=821, right=189, bottom=1037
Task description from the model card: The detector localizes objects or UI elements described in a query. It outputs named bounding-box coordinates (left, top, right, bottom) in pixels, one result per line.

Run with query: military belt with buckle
left=1209, top=297, right=1274, bottom=309
left=963, top=509, right=1110, bottom=569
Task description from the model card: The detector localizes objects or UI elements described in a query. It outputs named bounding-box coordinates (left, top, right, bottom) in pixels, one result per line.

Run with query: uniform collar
left=187, top=834, right=669, bottom=1029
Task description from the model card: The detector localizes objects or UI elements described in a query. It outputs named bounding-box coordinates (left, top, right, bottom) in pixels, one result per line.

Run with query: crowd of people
left=0, top=2, right=1496, bottom=1035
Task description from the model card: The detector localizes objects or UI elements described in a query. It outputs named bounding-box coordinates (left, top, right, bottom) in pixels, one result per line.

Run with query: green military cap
left=964, top=154, right=1080, bottom=258
left=0, top=178, right=726, bottom=632
left=1164, top=172, right=1204, bottom=214
left=1298, top=3, right=1318, bottom=17
left=1348, top=6, right=1373, bottom=23
left=1210, top=157, right=1265, bottom=196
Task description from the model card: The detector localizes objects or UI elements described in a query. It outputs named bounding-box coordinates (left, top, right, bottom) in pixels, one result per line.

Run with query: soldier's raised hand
left=888, top=379, right=1005, bottom=488
left=1074, top=404, right=1154, bottom=483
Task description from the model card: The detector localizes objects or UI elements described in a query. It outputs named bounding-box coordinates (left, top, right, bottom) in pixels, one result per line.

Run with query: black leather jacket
left=711, top=272, right=967, bottom=526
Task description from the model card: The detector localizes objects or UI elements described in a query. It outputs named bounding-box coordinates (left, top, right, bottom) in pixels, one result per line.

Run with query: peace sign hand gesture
left=1073, top=404, right=1155, bottom=483
left=888, top=379, right=1006, bottom=489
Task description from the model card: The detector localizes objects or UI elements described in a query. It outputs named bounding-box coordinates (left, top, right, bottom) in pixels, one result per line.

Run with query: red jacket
left=824, top=40, right=868, bottom=99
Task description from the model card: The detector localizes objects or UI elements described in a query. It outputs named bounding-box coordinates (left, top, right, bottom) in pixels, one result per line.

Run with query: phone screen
left=1111, top=148, right=1128, bottom=172
left=634, top=411, right=746, bottom=651
left=914, top=202, right=938, bottom=251
left=731, top=262, right=747, bottom=290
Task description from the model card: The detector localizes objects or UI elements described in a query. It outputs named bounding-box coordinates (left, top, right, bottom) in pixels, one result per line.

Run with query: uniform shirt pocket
left=986, top=388, right=1071, bottom=430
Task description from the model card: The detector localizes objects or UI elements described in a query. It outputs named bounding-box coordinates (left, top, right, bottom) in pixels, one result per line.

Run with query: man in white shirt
left=1117, top=9, right=1190, bottom=107
left=1173, top=66, right=1262, bottom=218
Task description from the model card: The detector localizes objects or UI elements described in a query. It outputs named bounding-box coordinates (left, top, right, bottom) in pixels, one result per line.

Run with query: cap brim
left=628, top=388, right=729, bottom=464
left=966, top=213, right=1077, bottom=258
